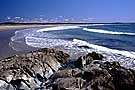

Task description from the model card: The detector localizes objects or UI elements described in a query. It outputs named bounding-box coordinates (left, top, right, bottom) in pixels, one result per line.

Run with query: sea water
left=9, top=24, right=135, bottom=69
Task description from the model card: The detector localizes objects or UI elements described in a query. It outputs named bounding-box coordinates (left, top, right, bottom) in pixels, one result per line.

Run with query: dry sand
left=0, top=25, right=57, bottom=31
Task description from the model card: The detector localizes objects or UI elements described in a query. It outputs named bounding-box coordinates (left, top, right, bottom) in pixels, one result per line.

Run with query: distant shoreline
left=0, top=22, right=133, bottom=25
left=0, top=22, right=131, bottom=31
left=0, top=22, right=88, bottom=31
left=0, top=24, right=58, bottom=31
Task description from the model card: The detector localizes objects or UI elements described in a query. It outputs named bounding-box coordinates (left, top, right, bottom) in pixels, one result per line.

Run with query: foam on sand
left=83, top=28, right=135, bottom=36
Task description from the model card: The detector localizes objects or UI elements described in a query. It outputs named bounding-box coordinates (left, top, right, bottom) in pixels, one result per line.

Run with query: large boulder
left=75, top=52, right=104, bottom=68
left=48, top=53, right=135, bottom=90
left=0, top=48, right=69, bottom=90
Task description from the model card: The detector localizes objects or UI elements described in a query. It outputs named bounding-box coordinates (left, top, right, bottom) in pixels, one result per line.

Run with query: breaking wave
left=83, top=28, right=135, bottom=35
left=37, top=26, right=80, bottom=32
left=25, top=35, right=135, bottom=59
left=72, top=39, right=135, bottom=59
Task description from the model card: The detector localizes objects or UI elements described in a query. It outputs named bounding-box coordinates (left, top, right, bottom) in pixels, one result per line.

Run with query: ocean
left=10, top=24, right=135, bottom=69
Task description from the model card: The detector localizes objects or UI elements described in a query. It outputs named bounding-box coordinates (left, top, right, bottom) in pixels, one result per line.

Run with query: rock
left=77, top=45, right=91, bottom=49
left=0, top=48, right=69, bottom=90
left=82, top=65, right=113, bottom=90
left=49, top=68, right=82, bottom=82
left=1, top=49, right=135, bottom=90
left=0, top=80, right=14, bottom=90
left=81, top=61, right=135, bottom=90
left=110, top=68, right=135, bottom=90
left=100, top=61, right=121, bottom=69
left=86, top=52, right=104, bottom=60
left=75, top=52, right=104, bottom=68
left=51, top=77, right=86, bottom=90
left=48, top=52, right=135, bottom=90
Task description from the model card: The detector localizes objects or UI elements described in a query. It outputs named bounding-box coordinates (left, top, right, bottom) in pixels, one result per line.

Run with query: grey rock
left=48, top=53, right=135, bottom=90
left=0, top=48, right=69, bottom=90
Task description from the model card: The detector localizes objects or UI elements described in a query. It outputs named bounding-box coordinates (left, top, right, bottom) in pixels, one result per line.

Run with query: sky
left=0, top=0, right=135, bottom=22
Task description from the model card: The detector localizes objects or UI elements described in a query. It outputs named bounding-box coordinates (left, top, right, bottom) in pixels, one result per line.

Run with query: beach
left=0, top=24, right=85, bottom=59
left=0, top=24, right=57, bottom=31
left=0, top=24, right=57, bottom=59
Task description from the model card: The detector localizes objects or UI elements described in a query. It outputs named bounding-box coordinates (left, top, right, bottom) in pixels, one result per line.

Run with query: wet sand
left=0, top=25, right=55, bottom=59
left=0, top=24, right=82, bottom=59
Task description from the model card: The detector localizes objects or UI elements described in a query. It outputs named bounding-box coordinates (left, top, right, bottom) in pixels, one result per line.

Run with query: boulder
left=75, top=52, right=104, bottom=68
left=86, top=52, right=104, bottom=60
left=51, top=77, right=86, bottom=90
left=0, top=48, right=69, bottom=90
left=48, top=52, right=135, bottom=90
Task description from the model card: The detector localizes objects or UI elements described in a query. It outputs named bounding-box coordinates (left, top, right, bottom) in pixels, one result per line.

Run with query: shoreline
left=0, top=24, right=80, bottom=59
left=0, top=23, right=87, bottom=31
left=0, top=24, right=82, bottom=59
left=0, top=24, right=58, bottom=31
left=0, top=25, right=54, bottom=59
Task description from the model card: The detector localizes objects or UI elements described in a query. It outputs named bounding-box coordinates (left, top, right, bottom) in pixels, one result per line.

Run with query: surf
left=83, top=28, right=135, bottom=36
left=37, top=26, right=80, bottom=32
left=72, top=39, right=135, bottom=59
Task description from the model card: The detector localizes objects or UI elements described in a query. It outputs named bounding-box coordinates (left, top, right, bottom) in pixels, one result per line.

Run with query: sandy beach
left=0, top=24, right=57, bottom=59
left=0, top=24, right=57, bottom=31
left=0, top=24, right=81, bottom=59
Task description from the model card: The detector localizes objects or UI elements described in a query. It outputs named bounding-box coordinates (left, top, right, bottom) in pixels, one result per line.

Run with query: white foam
left=72, top=39, right=135, bottom=59
left=25, top=36, right=73, bottom=48
left=11, top=29, right=37, bottom=42
left=37, top=26, right=80, bottom=32
left=25, top=35, right=135, bottom=59
left=83, top=28, right=135, bottom=35
left=25, top=36, right=135, bottom=69
left=11, top=26, right=80, bottom=42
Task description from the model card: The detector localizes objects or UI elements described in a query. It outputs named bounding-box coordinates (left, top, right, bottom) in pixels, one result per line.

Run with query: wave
left=37, top=26, right=80, bottom=32
left=11, top=28, right=37, bottom=42
left=25, top=36, right=73, bottom=48
left=83, top=28, right=135, bottom=36
left=11, top=25, right=80, bottom=42
left=25, top=35, right=135, bottom=59
left=10, top=33, right=135, bottom=69
left=72, top=39, right=135, bottom=69
left=9, top=25, right=135, bottom=69
left=10, top=25, right=82, bottom=51
left=72, top=39, right=135, bottom=59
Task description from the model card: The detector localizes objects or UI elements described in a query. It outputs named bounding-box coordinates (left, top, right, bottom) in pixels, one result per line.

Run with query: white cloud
left=14, top=17, right=21, bottom=19
left=7, top=16, right=11, bottom=20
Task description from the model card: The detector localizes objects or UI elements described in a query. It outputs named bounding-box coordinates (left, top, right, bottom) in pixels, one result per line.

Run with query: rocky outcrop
left=48, top=52, right=135, bottom=90
left=0, top=48, right=69, bottom=90
left=1, top=49, right=135, bottom=90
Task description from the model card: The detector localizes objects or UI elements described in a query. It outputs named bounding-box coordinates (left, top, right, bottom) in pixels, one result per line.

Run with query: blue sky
left=0, top=0, right=135, bottom=22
